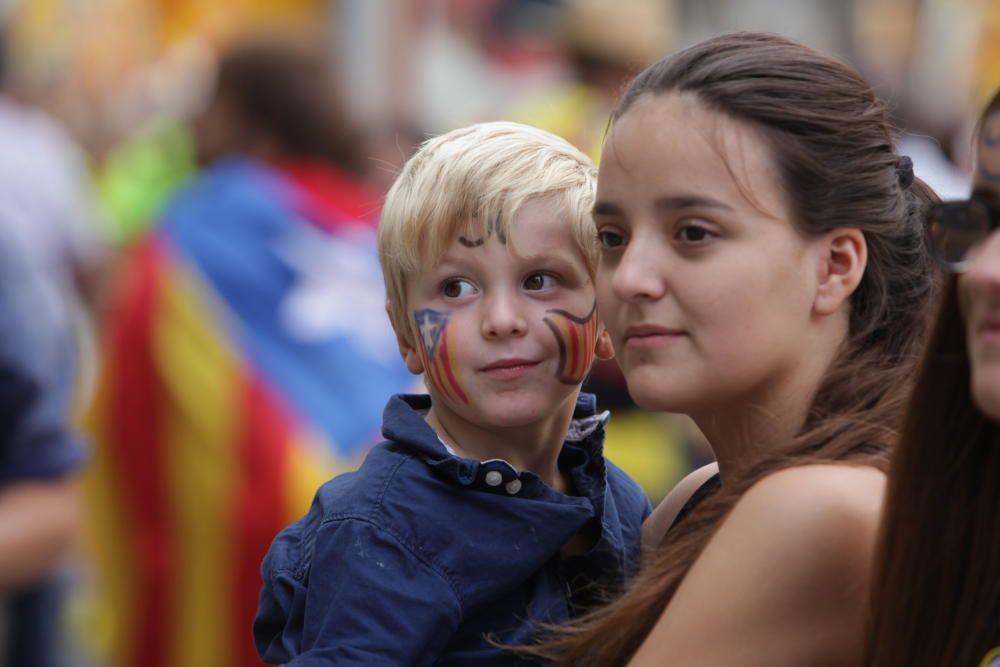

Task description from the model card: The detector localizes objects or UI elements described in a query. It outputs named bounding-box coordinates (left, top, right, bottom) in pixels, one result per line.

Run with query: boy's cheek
left=413, top=307, right=471, bottom=404
left=544, top=301, right=598, bottom=385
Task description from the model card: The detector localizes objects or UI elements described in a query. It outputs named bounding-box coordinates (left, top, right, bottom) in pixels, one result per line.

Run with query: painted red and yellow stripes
left=545, top=304, right=598, bottom=385
left=417, top=325, right=469, bottom=405
left=83, top=239, right=338, bottom=667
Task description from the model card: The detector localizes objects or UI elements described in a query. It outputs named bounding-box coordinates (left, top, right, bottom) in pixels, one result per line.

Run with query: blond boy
left=255, top=122, right=651, bottom=666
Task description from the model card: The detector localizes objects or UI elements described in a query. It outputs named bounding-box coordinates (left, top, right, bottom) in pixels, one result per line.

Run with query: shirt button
left=505, top=479, right=522, bottom=495
left=485, top=471, right=503, bottom=487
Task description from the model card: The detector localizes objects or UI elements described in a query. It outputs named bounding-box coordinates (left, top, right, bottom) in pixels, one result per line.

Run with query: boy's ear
left=594, top=328, right=615, bottom=361
left=387, top=302, right=425, bottom=375
left=813, top=228, right=867, bottom=317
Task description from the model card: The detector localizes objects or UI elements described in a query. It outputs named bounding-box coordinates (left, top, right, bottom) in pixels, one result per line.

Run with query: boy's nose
left=481, top=292, right=528, bottom=339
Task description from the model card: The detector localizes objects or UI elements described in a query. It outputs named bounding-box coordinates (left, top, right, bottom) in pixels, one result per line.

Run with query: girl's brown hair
left=527, top=32, right=938, bottom=666
left=863, top=89, right=1000, bottom=667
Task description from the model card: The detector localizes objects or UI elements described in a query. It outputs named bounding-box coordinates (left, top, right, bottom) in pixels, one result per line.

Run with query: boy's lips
left=479, top=358, right=540, bottom=379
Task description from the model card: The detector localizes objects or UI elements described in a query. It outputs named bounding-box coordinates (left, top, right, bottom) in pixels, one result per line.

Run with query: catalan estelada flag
left=544, top=303, right=598, bottom=385
left=413, top=308, right=469, bottom=405
left=82, top=158, right=417, bottom=667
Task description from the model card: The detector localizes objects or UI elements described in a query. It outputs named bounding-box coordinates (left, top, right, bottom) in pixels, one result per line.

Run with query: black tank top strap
left=669, top=472, right=721, bottom=533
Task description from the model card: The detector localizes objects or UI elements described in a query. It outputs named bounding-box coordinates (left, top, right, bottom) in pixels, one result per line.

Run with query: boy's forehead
left=976, top=110, right=1000, bottom=199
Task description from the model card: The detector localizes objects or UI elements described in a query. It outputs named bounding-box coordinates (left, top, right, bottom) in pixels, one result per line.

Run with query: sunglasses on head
left=927, top=193, right=1000, bottom=272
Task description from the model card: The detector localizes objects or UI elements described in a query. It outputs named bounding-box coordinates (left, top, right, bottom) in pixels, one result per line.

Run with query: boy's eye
left=442, top=278, right=476, bottom=298
left=596, top=229, right=626, bottom=250
left=523, top=272, right=557, bottom=291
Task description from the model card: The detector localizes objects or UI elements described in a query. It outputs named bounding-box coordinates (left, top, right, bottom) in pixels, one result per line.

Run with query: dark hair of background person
left=863, top=89, right=1000, bottom=667
left=522, top=31, right=939, bottom=666
left=208, top=35, right=362, bottom=174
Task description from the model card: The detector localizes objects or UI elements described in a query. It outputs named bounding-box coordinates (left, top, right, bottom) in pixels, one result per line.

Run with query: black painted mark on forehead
left=456, top=212, right=507, bottom=248
left=489, top=212, right=508, bottom=244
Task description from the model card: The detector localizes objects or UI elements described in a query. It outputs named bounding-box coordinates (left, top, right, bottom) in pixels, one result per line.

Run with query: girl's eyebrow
left=653, top=194, right=733, bottom=211
left=594, top=193, right=733, bottom=217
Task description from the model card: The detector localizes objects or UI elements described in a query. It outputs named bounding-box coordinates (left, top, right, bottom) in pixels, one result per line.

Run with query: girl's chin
left=625, top=377, right=708, bottom=415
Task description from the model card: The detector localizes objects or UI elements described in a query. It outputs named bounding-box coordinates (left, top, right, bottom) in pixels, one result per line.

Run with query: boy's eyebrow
left=593, top=194, right=734, bottom=216
left=516, top=247, right=579, bottom=264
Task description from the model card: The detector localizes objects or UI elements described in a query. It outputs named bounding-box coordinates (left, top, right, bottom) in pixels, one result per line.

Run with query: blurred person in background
left=0, top=25, right=108, bottom=407
left=83, top=34, right=416, bottom=667
left=507, top=0, right=673, bottom=162
left=0, top=28, right=107, bottom=312
left=863, top=88, right=1000, bottom=667
left=0, top=221, right=86, bottom=667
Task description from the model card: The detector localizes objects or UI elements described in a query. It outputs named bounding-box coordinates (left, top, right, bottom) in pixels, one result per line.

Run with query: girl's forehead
left=604, top=93, right=788, bottom=222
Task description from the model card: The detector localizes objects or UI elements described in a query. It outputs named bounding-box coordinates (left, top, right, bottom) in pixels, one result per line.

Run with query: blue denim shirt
left=255, top=393, right=651, bottom=666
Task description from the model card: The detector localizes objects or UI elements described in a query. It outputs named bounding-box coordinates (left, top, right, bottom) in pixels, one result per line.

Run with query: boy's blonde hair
left=379, top=121, right=598, bottom=333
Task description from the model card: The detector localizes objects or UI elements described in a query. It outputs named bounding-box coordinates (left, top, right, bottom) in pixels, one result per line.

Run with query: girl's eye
left=442, top=278, right=476, bottom=298
left=677, top=224, right=716, bottom=243
left=596, top=229, right=626, bottom=250
left=523, top=272, right=557, bottom=291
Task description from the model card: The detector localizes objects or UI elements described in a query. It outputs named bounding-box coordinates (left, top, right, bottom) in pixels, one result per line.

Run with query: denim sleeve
left=256, top=516, right=463, bottom=667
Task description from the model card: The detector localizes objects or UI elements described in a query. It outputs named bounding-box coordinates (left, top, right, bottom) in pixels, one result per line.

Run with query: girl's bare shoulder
left=727, top=463, right=886, bottom=576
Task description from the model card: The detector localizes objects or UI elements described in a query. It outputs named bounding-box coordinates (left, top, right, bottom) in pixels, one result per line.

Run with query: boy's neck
left=423, top=397, right=579, bottom=494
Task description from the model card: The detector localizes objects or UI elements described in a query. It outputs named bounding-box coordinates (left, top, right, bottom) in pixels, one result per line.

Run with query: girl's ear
left=387, top=302, right=425, bottom=375
left=595, top=329, right=615, bottom=361
left=814, top=228, right=867, bottom=317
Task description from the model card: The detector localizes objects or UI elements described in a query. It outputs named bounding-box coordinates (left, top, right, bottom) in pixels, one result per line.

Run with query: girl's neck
left=693, top=403, right=805, bottom=482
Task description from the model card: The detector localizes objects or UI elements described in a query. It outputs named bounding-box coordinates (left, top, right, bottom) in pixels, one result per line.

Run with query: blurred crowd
left=0, top=0, right=996, bottom=666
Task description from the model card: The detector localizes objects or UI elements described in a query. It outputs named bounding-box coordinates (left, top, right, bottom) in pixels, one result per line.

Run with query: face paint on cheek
left=413, top=308, right=470, bottom=404
left=544, top=302, right=598, bottom=385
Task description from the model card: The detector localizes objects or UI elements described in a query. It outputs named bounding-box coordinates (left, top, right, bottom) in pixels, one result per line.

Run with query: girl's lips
left=623, top=325, right=686, bottom=350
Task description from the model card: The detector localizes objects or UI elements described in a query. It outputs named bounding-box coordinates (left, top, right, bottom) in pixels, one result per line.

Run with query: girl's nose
left=611, top=233, right=668, bottom=303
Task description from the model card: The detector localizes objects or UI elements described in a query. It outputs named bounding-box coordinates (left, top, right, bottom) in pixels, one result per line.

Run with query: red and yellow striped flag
left=413, top=308, right=469, bottom=405
left=544, top=303, right=598, bottom=385
left=82, top=160, right=416, bottom=667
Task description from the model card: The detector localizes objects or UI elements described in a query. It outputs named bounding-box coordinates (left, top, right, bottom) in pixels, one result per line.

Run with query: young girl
left=864, top=89, right=1000, bottom=667
left=530, top=32, right=938, bottom=666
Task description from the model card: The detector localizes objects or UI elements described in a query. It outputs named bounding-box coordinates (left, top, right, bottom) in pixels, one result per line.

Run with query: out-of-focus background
left=0, top=1, right=995, bottom=666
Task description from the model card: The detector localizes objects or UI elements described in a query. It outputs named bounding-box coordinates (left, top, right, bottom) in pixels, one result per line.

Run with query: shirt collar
left=380, top=393, right=609, bottom=485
